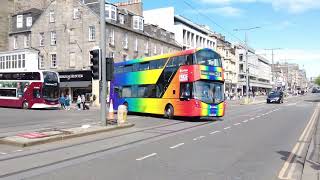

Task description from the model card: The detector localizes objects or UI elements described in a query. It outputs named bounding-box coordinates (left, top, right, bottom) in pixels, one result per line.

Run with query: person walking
left=76, top=95, right=81, bottom=110
left=65, top=94, right=71, bottom=110
left=81, top=94, right=86, bottom=110
left=59, top=95, right=66, bottom=110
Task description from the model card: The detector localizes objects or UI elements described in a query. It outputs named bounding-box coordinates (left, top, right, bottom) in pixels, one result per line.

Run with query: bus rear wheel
left=22, top=101, right=29, bottom=109
left=164, top=105, right=174, bottom=119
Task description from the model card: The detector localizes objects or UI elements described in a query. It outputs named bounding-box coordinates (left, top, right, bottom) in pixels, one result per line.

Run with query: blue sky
left=112, top=0, right=320, bottom=78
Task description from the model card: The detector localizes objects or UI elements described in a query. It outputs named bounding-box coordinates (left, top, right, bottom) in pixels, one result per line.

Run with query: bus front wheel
left=22, top=101, right=29, bottom=109
left=165, top=105, right=174, bottom=119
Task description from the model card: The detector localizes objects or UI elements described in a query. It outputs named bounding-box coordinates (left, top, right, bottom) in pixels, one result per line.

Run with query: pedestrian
left=76, top=95, right=81, bottom=110
left=65, top=94, right=70, bottom=110
left=81, top=94, right=86, bottom=110
left=59, top=95, right=66, bottom=110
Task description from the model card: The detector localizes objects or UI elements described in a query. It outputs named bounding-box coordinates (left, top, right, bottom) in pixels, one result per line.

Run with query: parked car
left=267, top=91, right=284, bottom=104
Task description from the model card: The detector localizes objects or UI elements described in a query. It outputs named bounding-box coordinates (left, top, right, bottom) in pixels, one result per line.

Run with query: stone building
left=0, top=0, right=14, bottom=51
left=212, top=33, right=238, bottom=97
left=9, top=0, right=181, bottom=104
left=8, top=8, right=42, bottom=51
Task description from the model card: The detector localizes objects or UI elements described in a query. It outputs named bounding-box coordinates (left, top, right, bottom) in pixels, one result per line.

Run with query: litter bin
left=117, top=105, right=127, bottom=125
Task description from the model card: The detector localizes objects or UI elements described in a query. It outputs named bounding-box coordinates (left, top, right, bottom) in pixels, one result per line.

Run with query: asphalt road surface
left=0, top=94, right=319, bottom=180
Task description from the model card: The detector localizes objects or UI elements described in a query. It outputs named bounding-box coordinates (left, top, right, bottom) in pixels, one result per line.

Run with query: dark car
left=312, top=87, right=320, bottom=93
left=267, top=91, right=284, bottom=104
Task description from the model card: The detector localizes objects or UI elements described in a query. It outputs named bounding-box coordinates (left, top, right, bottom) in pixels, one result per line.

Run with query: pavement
left=0, top=94, right=319, bottom=180
left=301, top=102, right=320, bottom=180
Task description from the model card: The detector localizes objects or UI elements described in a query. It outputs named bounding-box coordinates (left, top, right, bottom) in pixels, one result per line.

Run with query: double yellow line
left=278, top=103, right=320, bottom=179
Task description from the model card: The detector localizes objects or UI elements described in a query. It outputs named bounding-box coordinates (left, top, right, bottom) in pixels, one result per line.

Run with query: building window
left=49, top=10, right=55, bottom=23
left=73, top=8, right=80, bottom=19
left=123, top=54, right=127, bottom=61
left=105, top=4, right=117, bottom=21
left=239, top=54, right=243, bottom=61
left=39, top=33, right=44, bottom=46
left=89, top=26, right=95, bottom=41
left=51, top=54, right=57, bottom=68
left=13, top=55, right=17, bottom=69
left=109, top=29, right=114, bottom=46
left=119, top=14, right=125, bottom=24
left=153, top=44, right=157, bottom=54
left=69, top=52, right=76, bottom=67
left=26, top=17, right=32, bottom=27
left=144, top=41, right=149, bottom=54
left=123, top=33, right=128, bottom=49
left=24, top=34, right=30, bottom=48
left=160, top=46, right=164, bottom=54
left=109, top=52, right=114, bottom=58
left=50, top=31, right=56, bottom=45
left=39, top=55, right=44, bottom=69
left=133, top=16, right=144, bottom=30
left=134, top=37, right=138, bottom=52
left=17, top=15, right=23, bottom=28
left=22, top=54, right=25, bottom=68
left=13, top=36, right=18, bottom=49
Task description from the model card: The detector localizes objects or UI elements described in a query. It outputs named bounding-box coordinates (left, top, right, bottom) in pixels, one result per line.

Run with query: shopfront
left=58, top=70, right=92, bottom=102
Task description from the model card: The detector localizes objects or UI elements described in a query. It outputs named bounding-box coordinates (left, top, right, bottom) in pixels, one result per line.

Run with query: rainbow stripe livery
left=111, top=48, right=226, bottom=118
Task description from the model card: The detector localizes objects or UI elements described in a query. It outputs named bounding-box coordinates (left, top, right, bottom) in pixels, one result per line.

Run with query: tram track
left=0, top=120, right=214, bottom=178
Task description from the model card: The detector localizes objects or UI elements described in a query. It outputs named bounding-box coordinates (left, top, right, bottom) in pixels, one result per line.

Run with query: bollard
left=117, top=105, right=128, bottom=125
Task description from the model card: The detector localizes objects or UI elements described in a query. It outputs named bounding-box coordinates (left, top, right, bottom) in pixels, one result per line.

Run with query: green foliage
left=316, top=75, right=320, bottom=86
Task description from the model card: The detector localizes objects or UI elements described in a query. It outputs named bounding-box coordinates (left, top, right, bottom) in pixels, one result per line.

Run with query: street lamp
left=264, top=48, right=282, bottom=89
left=234, top=26, right=261, bottom=103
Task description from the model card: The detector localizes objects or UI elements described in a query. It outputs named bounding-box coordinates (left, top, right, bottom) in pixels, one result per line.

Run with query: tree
left=316, top=75, right=320, bottom=86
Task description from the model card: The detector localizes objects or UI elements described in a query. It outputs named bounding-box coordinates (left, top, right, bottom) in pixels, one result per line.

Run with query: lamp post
left=264, top=48, right=282, bottom=89
left=234, top=26, right=260, bottom=103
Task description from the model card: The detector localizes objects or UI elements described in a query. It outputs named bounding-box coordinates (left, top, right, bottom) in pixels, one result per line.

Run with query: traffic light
left=90, top=49, right=100, bottom=80
left=106, top=57, right=114, bottom=81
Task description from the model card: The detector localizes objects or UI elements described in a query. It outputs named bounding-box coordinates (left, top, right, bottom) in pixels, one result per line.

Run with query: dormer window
left=105, top=4, right=117, bottom=21
left=26, top=17, right=32, bottom=27
left=16, top=15, right=23, bottom=28
left=133, top=16, right=144, bottom=31
left=119, top=14, right=125, bottom=24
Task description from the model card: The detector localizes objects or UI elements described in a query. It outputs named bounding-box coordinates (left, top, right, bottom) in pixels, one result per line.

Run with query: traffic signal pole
left=100, top=0, right=107, bottom=126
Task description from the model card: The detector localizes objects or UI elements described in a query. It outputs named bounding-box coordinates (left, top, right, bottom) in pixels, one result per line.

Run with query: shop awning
left=59, top=81, right=91, bottom=88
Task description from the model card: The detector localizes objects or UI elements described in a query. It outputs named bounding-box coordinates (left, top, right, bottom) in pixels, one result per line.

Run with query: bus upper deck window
left=186, top=55, right=193, bottom=65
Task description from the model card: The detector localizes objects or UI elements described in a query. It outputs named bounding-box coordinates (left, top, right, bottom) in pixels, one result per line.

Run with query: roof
left=10, top=8, right=43, bottom=34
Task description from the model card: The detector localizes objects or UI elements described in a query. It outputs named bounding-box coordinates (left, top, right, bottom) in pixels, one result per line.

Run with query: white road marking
left=256, top=115, right=261, bottom=118
left=233, top=123, right=241, bottom=126
left=170, top=143, right=185, bottom=149
left=14, top=150, right=23, bottom=152
left=0, top=152, right=7, bottom=155
left=136, top=153, right=157, bottom=161
left=210, top=130, right=221, bottom=134
left=278, top=104, right=319, bottom=179
left=59, top=122, right=66, bottom=124
left=243, top=120, right=248, bottom=123
left=193, top=136, right=205, bottom=141
left=224, top=126, right=231, bottom=130
left=250, top=117, right=255, bottom=120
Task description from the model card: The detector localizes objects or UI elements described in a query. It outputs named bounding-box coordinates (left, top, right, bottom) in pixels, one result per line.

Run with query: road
left=0, top=94, right=319, bottom=180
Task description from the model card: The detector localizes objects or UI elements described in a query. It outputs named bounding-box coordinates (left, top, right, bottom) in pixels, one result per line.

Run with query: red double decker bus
left=0, top=71, right=60, bottom=109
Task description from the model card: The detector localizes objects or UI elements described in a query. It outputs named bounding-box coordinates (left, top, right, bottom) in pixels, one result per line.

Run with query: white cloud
left=199, top=0, right=320, bottom=13
left=187, top=6, right=243, bottom=17
left=269, top=0, right=320, bottom=13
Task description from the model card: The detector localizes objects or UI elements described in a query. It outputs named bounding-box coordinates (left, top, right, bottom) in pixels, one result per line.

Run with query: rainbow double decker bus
left=110, top=48, right=225, bottom=119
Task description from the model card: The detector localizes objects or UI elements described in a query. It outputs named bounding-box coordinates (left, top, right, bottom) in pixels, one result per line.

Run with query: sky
left=111, top=0, right=320, bottom=78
